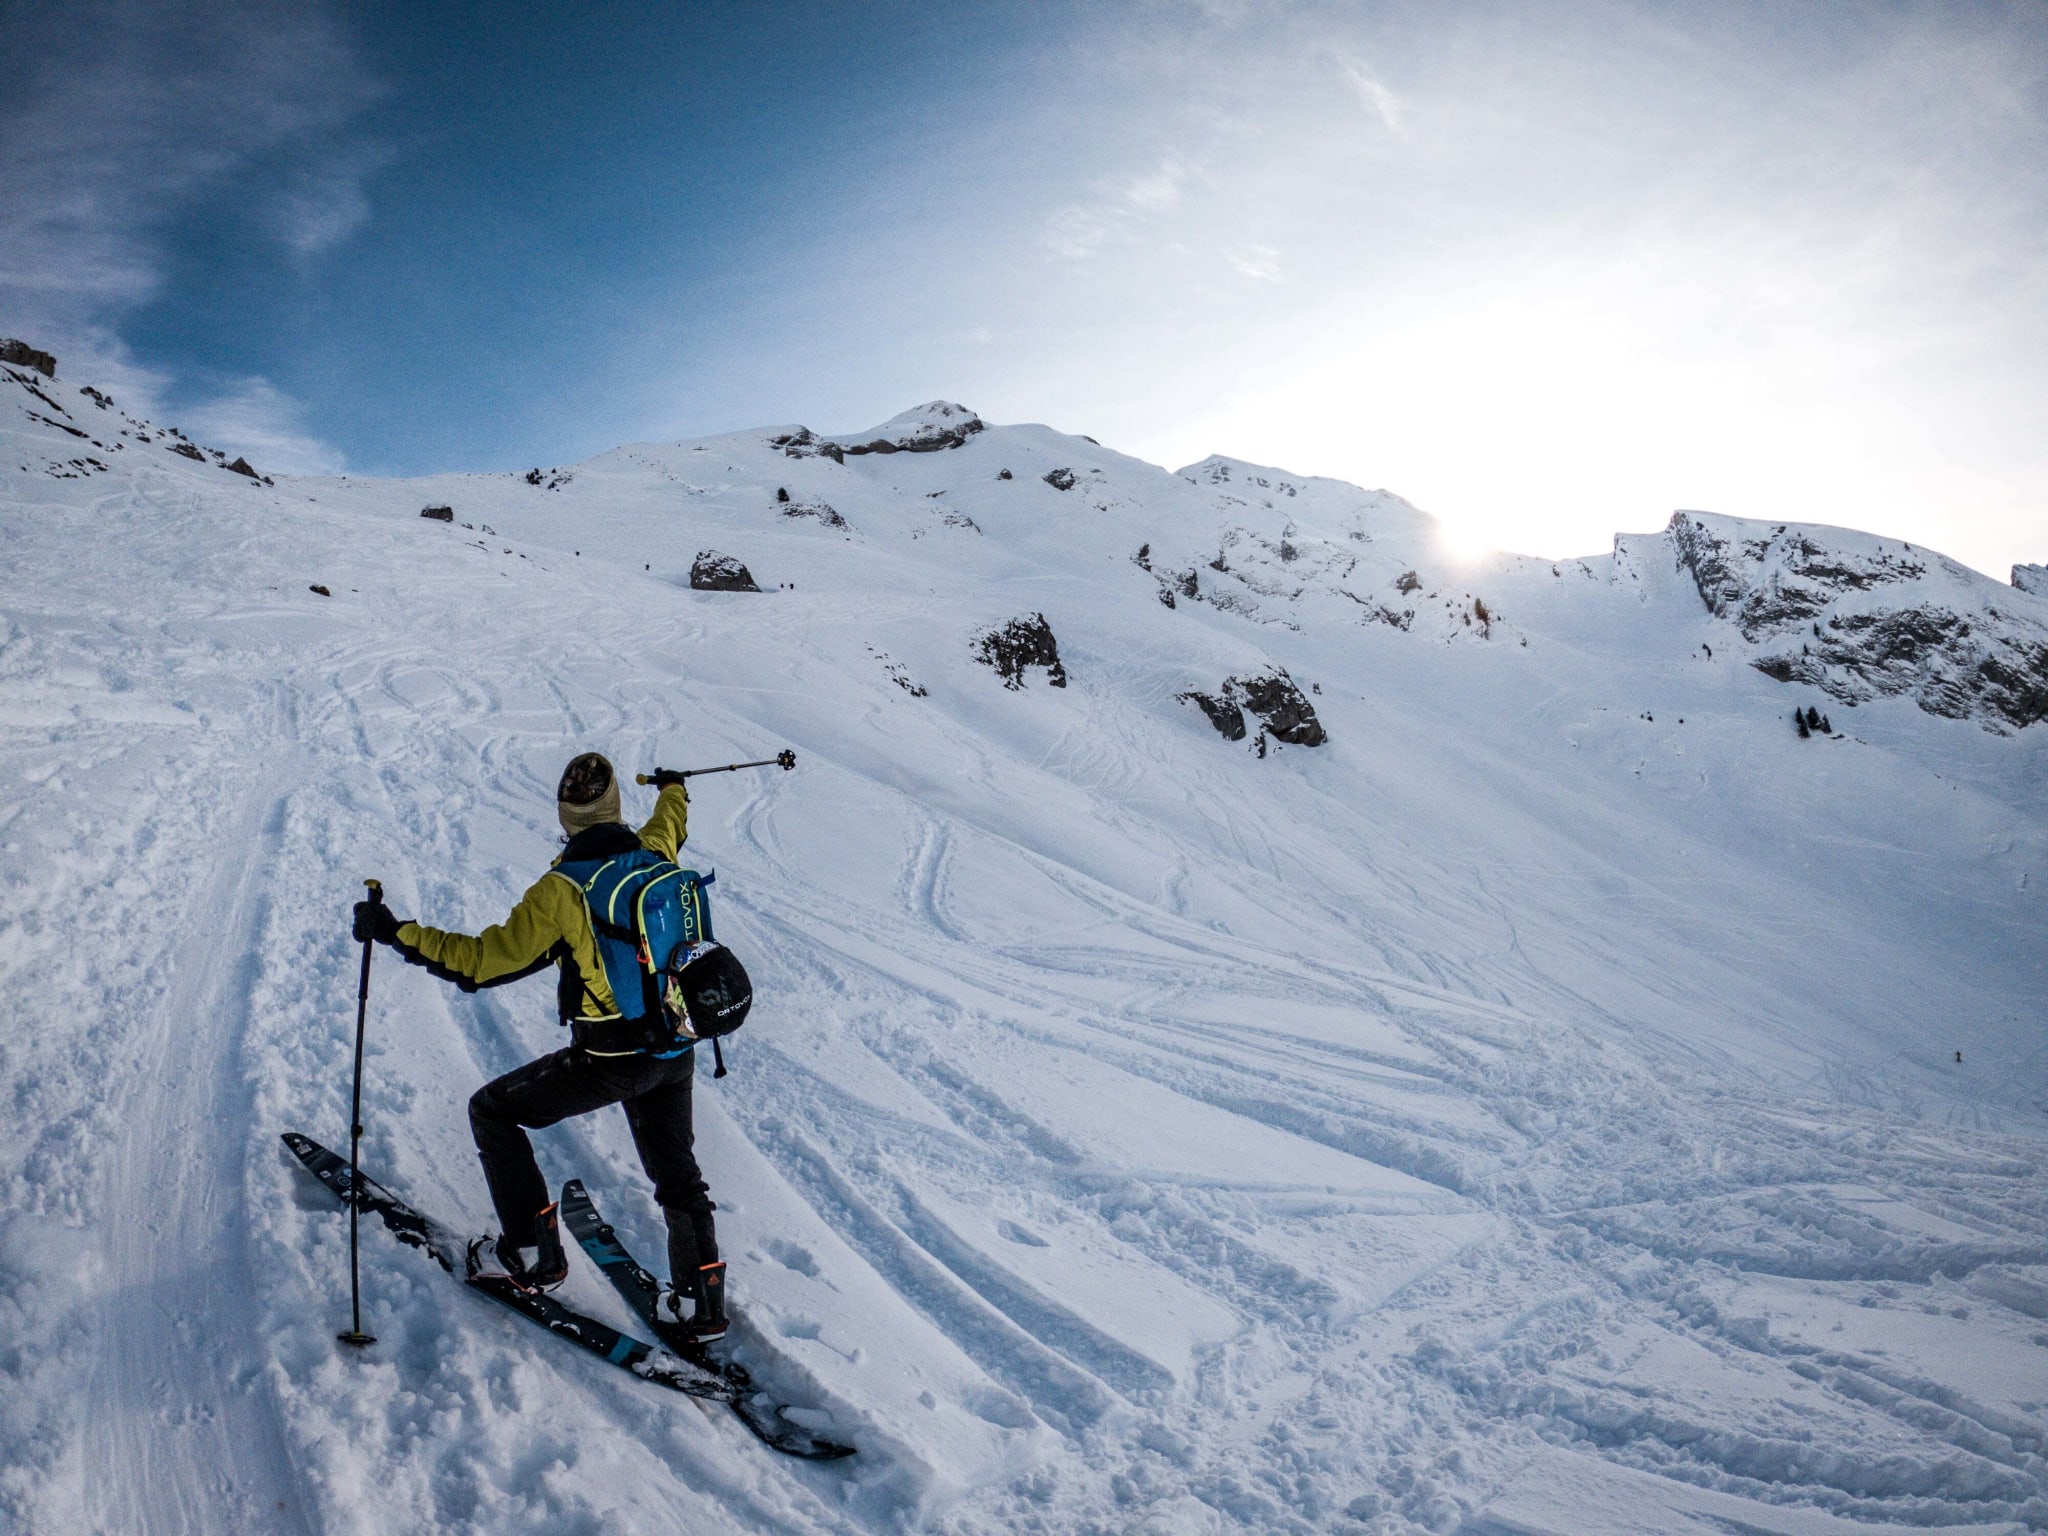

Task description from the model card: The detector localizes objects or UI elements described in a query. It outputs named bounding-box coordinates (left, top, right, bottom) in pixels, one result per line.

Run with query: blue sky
left=4, top=0, right=2045, bottom=575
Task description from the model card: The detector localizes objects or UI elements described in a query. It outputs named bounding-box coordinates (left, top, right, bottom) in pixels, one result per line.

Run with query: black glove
left=352, top=900, right=402, bottom=945
left=650, top=769, right=689, bottom=794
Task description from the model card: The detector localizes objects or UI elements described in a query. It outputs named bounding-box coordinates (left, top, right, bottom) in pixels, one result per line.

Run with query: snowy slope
left=2, top=360, right=2045, bottom=1536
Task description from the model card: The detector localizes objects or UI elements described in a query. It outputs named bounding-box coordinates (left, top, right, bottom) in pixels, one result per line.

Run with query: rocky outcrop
left=1043, top=467, right=1077, bottom=491
left=973, top=613, right=1067, bottom=689
left=773, top=401, right=985, bottom=461
left=779, top=496, right=848, bottom=529
left=2015, top=564, right=2047, bottom=598
left=1180, top=690, right=1246, bottom=740
left=1667, top=512, right=2048, bottom=730
left=420, top=504, right=453, bottom=522
left=690, top=551, right=761, bottom=592
left=0, top=339, right=56, bottom=378
left=1180, top=669, right=1326, bottom=747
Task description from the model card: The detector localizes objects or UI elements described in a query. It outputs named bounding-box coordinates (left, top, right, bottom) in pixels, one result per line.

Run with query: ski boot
left=659, top=1260, right=728, bottom=1344
left=467, top=1201, right=568, bottom=1292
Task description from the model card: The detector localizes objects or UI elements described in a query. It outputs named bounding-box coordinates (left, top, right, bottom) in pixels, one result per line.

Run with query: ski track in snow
left=2, top=391, right=2045, bottom=1534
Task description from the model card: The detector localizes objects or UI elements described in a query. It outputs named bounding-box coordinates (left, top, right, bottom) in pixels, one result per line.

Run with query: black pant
left=468, top=1046, right=716, bottom=1271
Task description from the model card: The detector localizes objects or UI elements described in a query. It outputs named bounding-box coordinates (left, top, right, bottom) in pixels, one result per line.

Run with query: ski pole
left=636, top=749, right=796, bottom=785
left=339, top=878, right=380, bottom=1348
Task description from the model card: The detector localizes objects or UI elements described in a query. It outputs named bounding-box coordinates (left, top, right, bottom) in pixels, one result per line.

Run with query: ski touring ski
left=559, top=1177, right=855, bottom=1459
left=281, top=1132, right=853, bottom=1458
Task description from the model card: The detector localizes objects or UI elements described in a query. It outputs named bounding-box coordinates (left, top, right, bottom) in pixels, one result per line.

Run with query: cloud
left=0, top=0, right=377, bottom=459
left=179, top=375, right=346, bottom=475
left=1225, top=242, right=1284, bottom=282
left=1334, top=55, right=1407, bottom=137
left=1043, top=157, right=1193, bottom=260
left=273, top=159, right=378, bottom=261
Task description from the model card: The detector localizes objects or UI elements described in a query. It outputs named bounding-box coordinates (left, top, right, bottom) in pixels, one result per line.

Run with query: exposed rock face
left=690, top=551, right=761, bottom=592
left=1180, top=669, right=1326, bottom=746
left=226, top=457, right=259, bottom=479
left=0, top=339, right=56, bottom=378
left=1238, top=671, right=1327, bottom=745
left=1043, top=467, right=1077, bottom=491
left=2015, top=564, right=2048, bottom=598
left=1666, top=512, right=2048, bottom=730
left=420, top=504, right=454, bottom=522
left=1180, top=690, right=1246, bottom=740
left=773, top=401, right=985, bottom=461
left=780, top=497, right=848, bottom=529
left=973, top=613, right=1067, bottom=689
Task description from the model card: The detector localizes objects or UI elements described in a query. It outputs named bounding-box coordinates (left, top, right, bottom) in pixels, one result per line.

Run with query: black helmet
left=675, top=945, right=751, bottom=1038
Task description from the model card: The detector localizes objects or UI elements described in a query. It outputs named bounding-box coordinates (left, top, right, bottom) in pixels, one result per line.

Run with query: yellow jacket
left=392, top=785, right=690, bottom=1021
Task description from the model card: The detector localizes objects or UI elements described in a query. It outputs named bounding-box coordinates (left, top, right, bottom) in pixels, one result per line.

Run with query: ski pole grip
left=364, top=878, right=383, bottom=907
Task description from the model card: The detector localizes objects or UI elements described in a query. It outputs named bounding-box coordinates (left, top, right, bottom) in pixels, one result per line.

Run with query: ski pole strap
left=712, top=1036, right=728, bottom=1079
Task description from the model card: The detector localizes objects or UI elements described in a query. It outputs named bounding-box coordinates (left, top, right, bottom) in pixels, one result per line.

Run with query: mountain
left=2, top=354, right=2044, bottom=1536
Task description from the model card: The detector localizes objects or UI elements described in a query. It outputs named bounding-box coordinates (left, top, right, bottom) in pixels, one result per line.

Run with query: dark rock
left=420, top=505, right=454, bottom=522
left=780, top=497, right=848, bottom=529
left=1238, top=670, right=1326, bottom=745
left=1394, top=570, right=1421, bottom=594
left=309, top=584, right=330, bottom=596
left=1183, top=669, right=1326, bottom=748
left=0, top=339, right=56, bottom=378
left=81, top=386, right=113, bottom=409
left=525, top=468, right=543, bottom=486
left=690, top=551, right=761, bottom=592
left=776, top=486, right=790, bottom=503
left=226, top=457, right=258, bottom=479
left=770, top=428, right=846, bottom=464
left=997, top=469, right=1013, bottom=480
left=2013, top=563, right=2047, bottom=598
left=169, top=441, right=204, bottom=461
left=1133, top=543, right=1152, bottom=570
left=973, top=613, right=1067, bottom=689
left=774, top=404, right=984, bottom=461
left=1043, top=468, right=1077, bottom=491
left=1180, top=691, right=1247, bottom=740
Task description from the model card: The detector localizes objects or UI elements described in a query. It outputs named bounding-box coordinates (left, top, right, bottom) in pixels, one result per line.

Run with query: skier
left=351, top=751, right=728, bottom=1341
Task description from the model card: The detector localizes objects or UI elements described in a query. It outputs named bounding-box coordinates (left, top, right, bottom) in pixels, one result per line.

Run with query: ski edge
left=559, top=1177, right=857, bottom=1461
left=280, top=1132, right=736, bottom=1406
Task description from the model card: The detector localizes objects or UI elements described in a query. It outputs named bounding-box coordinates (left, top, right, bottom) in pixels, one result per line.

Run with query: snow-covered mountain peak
left=771, top=400, right=987, bottom=460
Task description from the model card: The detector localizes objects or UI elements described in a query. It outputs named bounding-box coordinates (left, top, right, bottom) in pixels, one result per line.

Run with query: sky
left=3, top=0, right=2046, bottom=576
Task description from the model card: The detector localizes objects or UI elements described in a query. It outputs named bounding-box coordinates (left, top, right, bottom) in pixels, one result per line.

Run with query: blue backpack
left=554, top=849, right=750, bottom=1066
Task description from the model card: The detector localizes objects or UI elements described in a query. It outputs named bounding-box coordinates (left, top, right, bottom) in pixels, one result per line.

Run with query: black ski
left=281, top=1132, right=854, bottom=1452
left=559, top=1177, right=855, bottom=1459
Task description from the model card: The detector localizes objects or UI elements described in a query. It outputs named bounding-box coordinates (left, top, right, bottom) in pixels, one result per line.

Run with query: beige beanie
left=557, top=752, right=622, bottom=835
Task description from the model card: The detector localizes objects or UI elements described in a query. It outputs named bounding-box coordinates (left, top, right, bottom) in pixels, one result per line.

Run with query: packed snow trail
left=1, top=381, right=2044, bottom=1533
left=86, top=772, right=312, bottom=1536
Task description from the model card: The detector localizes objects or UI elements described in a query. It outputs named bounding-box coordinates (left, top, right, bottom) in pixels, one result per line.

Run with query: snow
left=1, top=363, right=2045, bottom=1535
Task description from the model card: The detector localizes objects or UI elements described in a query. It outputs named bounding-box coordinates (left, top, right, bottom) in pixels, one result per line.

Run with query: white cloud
left=1043, top=157, right=1194, bottom=260
left=180, top=375, right=346, bottom=476
left=1225, top=242, right=1283, bottom=282
left=0, top=0, right=375, bottom=466
left=1043, top=203, right=1120, bottom=260
left=1336, top=55, right=1407, bottom=136
left=1122, top=160, right=1186, bottom=212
